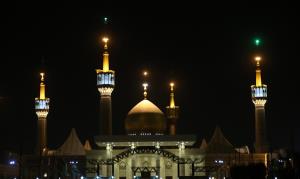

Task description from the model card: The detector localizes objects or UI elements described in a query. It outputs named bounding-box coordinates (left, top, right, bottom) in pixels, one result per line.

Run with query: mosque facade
left=22, top=32, right=269, bottom=179
left=83, top=37, right=267, bottom=179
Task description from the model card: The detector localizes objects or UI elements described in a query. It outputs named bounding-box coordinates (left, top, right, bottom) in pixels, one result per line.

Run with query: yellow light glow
left=254, top=56, right=262, bottom=86
left=102, top=37, right=109, bottom=50
left=40, top=73, right=44, bottom=81
left=170, top=82, right=174, bottom=92
left=264, top=153, right=268, bottom=166
left=39, top=73, right=46, bottom=99
left=101, top=36, right=110, bottom=71
left=256, top=70, right=262, bottom=86
left=143, top=83, right=148, bottom=89
left=255, top=56, right=261, bottom=62
left=169, top=82, right=175, bottom=108
left=102, top=37, right=109, bottom=43
left=142, top=83, right=148, bottom=99
left=143, top=71, right=148, bottom=76
left=103, top=53, right=109, bottom=72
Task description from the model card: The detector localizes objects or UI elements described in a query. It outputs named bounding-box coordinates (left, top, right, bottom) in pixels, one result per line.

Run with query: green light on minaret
left=255, top=38, right=261, bottom=46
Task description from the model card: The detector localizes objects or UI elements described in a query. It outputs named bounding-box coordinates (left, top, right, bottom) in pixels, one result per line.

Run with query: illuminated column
left=166, top=82, right=179, bottom=135
left=178, top=142, right=186, bottom=176
left=156, top=158, right=161, bottom=178
left=251, top=56, right=269, bottom=153
left=35, top=73, right=50, bottom=155
left=96, top=37, right=115, bottom=135
left=106, top=143, right=113, bottom=177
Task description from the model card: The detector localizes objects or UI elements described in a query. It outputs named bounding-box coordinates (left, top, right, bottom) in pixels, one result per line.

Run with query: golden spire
left=39, top=73, right=46, bottom=99
left=255, top=56, right=262, bottom=86
left=102, top=37, right=109, bottom=72
left=169, top=82, right=175, bottom=108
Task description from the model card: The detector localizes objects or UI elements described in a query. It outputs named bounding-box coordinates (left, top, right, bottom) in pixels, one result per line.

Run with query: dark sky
left=1, top=3, right=299, bottom=153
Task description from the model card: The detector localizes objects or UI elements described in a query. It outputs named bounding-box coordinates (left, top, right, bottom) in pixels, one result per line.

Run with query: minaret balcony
left=96, top=71, right=115, bottom=87
left=251, top=85, right=267, bottom=99
left=35, top=98, right=50, bottom=111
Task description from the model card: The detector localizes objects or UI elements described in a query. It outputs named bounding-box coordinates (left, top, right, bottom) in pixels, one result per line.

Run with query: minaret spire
left=39, top=73, right=45, bottom=99
left=255, top=56, right=262, bottom=86
left=169, top=82, right=175, bottom=108
left=35, top=72, right=50, bottom=155
left=166, top=82, right=179, bottom=135
left=102, top=37, right=110, bottom=72
left=251, top=56, right=268, bottom=153
left=96, top=17, right=115, bottom=135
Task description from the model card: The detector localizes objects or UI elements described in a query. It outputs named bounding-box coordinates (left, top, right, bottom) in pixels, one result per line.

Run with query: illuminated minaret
left=166, top=82, right=179, bottom=135
left=96, top=37, right=115, bottom=135
left=251, top=56, right=269, bottom=153
left=35, top=73, right=50, bottom=155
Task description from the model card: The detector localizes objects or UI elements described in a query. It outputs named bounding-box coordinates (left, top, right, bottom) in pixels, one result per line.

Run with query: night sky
left=1, top=3, right=299, bottom=153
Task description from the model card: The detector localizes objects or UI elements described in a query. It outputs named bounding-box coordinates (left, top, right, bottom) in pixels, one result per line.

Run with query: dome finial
left=142, top=71, right=149, bottom=99
left=102, top=37, right=109, bottom=50
left=40, top=72, right=45, bottom=82
left=143, top=71, right=148, bottom=76
left=170, top=82, right=174, bottom=91
left=255, top=56, right=261, bottom=67
left=143, top=83, right=148, bottom=99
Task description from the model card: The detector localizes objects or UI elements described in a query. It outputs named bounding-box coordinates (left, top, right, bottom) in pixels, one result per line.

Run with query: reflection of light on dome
left=128, top=99, right=163, bottom=114
left=125, top=99, right=166, bottom=135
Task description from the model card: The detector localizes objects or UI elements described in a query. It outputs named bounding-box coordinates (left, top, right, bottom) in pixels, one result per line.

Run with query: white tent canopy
left=56, top=128, right=86, bottom=156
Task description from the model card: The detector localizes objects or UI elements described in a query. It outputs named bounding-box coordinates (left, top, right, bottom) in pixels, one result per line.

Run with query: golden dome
left=125, top=99, right=166, bottom=135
